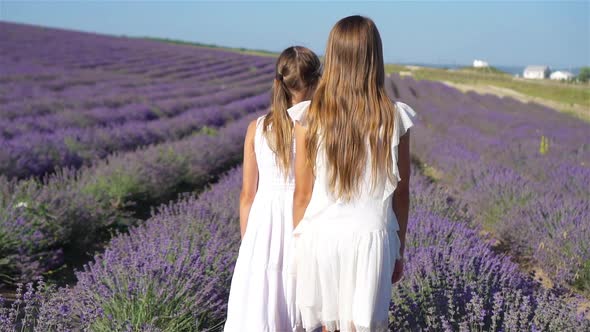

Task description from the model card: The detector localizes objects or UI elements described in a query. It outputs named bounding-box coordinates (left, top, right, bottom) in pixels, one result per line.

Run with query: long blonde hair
left=263, top=46, right=321, bottom=176
left=305, top=16, right=396, bottom=201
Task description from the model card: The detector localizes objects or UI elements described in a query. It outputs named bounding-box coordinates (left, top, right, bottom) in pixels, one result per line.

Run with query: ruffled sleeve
left=395, top=101, right=416, bottom=139
left=383, top=101, right=416, bottom=201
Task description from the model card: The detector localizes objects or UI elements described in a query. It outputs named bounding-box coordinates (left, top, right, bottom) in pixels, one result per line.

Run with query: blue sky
left=1, top=1, right=588, bottom=67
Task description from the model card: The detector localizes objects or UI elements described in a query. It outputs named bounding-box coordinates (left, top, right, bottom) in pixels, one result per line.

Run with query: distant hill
left=143, top=37, right=279, bottom=58
left=457, top=66, right=508, bottom=75
left=397, top=62, right=584, bottom=76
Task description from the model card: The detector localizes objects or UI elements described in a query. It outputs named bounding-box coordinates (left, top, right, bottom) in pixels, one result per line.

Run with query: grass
left=143, top=37, right=279, bottom=58
left=574, top=260, right=590, bottom=293
left=143, top=36, right=589, bottom=119
left=385, top=63, right=409, bottom=74
left=458, top=66, right=507, bottom=74
left=386, top=65, right=590, bottom=109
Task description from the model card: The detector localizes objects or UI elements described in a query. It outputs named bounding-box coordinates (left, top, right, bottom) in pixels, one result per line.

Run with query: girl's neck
left=290, top=89, right=311, bottom=106
left=291, top=98, right=303, bottom=106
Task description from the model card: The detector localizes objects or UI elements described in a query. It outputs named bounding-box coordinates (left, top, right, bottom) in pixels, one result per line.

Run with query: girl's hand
left=392, top=258, right=404, bottom=284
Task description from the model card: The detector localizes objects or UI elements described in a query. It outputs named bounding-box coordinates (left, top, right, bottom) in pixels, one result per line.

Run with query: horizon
left=1, top=1, right=588, bottom=68
left=1, top=19, right=586, bottom=73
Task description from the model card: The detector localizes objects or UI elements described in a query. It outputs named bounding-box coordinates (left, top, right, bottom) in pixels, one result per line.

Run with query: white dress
left=224, top=101, right=310, bottom=332
left=293, top=102, right=416, bottom=332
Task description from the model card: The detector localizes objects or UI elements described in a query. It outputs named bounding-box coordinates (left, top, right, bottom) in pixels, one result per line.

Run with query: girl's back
left=254, top=101, right=310, bottom=191
left=291, top=16, right=415, bottom=331
left=293, top=101, right=414, bottom=332
left=225, top=102, right=310, bottom=332
left=224, top=46, right=320, bottom=332
left=296, top=101, right=415, bottom=233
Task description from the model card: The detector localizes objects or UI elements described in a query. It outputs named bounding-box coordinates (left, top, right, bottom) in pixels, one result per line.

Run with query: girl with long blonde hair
left=292, top=16, right=415, bottom=331
left=224, top=46, right=321, bottom=331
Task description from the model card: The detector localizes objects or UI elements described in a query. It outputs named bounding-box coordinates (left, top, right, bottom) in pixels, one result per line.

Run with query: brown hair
left=263, top=46, right=321, bottom=176
left=305, top=15, right=396, bottom=201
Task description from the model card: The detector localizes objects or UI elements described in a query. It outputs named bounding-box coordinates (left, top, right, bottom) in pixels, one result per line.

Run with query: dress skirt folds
left=224, top=101, right=310, bottom=332
left=292, top=102, right=416, bottom=332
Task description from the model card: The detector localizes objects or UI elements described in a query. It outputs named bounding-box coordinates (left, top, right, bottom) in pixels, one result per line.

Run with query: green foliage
left=89, top=284, right=197, bottom=332
left=577, top=67, right=590, bottom=83
left=384, top=64, right=408, bottom=73
left=0, top=229, right=18, bottom=281
left=21, top=203, right=60, bottom=250
left=573, top=259, right=590, bottom=292
left=198, top=126, right=218, bottom=136
left=150, top=106, right=166, bottom=119
left=481, top=185, right=533, bottom=231
left=459, top=66, right=507, bottom=74
left=82, top=169, right=142, bottom=210
left=539, top=135, right=550, bottom=155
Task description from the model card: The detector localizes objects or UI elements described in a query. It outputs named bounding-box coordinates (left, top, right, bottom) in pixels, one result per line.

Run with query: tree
left=577, top=67, right=590, bottom=83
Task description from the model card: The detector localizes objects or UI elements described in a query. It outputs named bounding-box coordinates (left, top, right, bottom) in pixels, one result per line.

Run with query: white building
left=550, top=70, right=575, bottom=81
left=523, top=65, right=551, bottom=79
left=473, top=59, right=489, bottom=68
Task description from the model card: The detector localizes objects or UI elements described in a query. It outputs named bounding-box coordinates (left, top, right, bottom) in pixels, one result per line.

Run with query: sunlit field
left=1, top=22, right=589, bottom=331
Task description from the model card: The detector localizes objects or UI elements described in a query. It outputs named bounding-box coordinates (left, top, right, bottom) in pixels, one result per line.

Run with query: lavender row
left=0, top=23, right=279, bottom=181
left=0, top=80, right=272, bottom=139
left=0, top=57, right=274, bottom=121
left=0, top=88, right=270, bottom=179
left=390, top=171, right=588, bottom=330
left=1, top=26, right=272, bottom=130
left=0, top=22, right=274, bottom=97
left=1, top=54, right=268, bottom=104
left=0, top=112, right=262, bottom=283
left=3, top=164, right=586, bottom=331
left=0, top=22, right=269, bottom=76
left=0, top=167, right=244, bottom=331
left=388, top=74, right=590, bottom=290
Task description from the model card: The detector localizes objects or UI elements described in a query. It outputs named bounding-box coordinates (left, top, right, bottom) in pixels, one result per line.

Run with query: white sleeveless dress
left=224, top=101, right=310, bottom=332
left=292, top=102, right=416, bottom=332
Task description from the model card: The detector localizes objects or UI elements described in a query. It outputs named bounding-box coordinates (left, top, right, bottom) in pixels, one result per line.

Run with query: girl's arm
left=293, top=122, right=314, bottom=229
left=239, top=120, right=259, bottom=238
left=393, top=130, right=411, bottom=258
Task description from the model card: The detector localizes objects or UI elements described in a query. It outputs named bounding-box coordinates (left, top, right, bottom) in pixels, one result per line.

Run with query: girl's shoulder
left=247, top=115, right=267, bottom=141
left=249, top=116, right=265, bottom=131
left=246, top=118, right=261, bottom=137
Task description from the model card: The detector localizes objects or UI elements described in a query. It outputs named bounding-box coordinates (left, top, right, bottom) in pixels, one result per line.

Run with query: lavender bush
left=0, top=278, right=56, bottom=331
left=1, top=21, right=588, bottom=330
left=0, top=114, right=261, bottom=283
left=388, top=74, right=590, bottom=290
left=390, top=172, right=589, bottom=331
left=0, top=21, right=274, bottom=179
left=30, top=169, right=242, bottom=331
left=0, top=21, right=276, bottom=281
left=2, top=167, right=585, bottom=331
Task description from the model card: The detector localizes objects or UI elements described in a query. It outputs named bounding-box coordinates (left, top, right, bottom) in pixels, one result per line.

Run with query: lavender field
left=387, top=75, right=590, bottom=291
left=1, top=22, right=589, bottom=331
left=0, top=22, right=274, bottom=284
